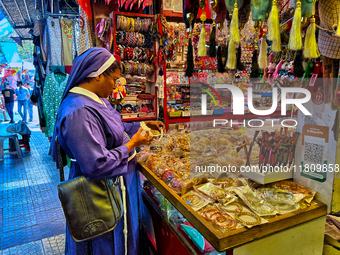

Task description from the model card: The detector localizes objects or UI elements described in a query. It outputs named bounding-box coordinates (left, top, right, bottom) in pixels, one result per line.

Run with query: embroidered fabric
left=73, top=18, right=79, bottom=59
left=42, top=73, right=69, bottom=137
left=77, top=6, right=96, bottom=55
left=43, top=18, right=63, bottom=76
left=60, top=19, right=74, bottom=65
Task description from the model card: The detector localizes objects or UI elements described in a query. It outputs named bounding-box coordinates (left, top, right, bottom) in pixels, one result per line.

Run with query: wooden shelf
left=138, top=163, right=327, bottom=252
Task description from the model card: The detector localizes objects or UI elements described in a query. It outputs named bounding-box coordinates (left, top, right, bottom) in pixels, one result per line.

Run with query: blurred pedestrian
left=25, top=83, right=34, bottom=122
left=1, top=83, right=15, bottom=123
left=15, top=81, right=29, bottom=123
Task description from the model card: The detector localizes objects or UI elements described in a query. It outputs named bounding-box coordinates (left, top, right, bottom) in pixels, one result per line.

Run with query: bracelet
left=221, top=202, right=243, bottom=213
left=136, top=17, right=141, bottom=32
left=130, top=18, right=135, bottom=32
left=134, top=17, right=139, bottom=32
left=117, top=16, right=122, bottom=30
left=234, top=212, right=261, bottom=226
left=122, top=16, right=128, bottom=30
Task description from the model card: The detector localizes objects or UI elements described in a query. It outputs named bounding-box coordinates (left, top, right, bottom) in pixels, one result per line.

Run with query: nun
left=51, top=47, right=164, bottom=255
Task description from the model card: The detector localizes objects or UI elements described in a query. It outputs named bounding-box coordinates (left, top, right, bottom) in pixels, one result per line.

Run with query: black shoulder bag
left=56, top=135, right=124, bottom=242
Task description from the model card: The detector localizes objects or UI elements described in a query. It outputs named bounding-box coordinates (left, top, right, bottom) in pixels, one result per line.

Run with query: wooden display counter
left=137, top=163, right=327, bottom=252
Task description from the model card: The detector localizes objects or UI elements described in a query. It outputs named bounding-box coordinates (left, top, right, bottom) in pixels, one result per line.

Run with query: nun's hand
left=126, top=128, right=153, bottom=151
left=144, top=121, right=165, bottom=131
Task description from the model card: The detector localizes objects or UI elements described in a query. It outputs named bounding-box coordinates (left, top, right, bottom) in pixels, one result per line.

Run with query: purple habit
left=55, top=93, right=141, bottom=255
left=52, top=48, right=142, bottom=255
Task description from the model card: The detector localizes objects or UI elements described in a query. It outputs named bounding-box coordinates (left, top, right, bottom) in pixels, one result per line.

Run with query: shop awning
left=0, top=0, right=40, bottom=39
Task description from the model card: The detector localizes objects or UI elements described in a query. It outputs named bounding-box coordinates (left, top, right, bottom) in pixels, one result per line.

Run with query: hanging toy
left=268, top=0, right=281, bottom=52
left=303, top=0, right=319, bottom=59
left=288, top=0, right=302, bottom=50
left=209, top=0, right=217, bottom=57
left=258, top=35, right=268, bottom=69
left=264, top=53, right=276, bottom=78
left=198, top=0, right=207, bottom=56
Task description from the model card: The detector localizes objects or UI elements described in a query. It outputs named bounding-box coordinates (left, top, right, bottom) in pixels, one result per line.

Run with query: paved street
left=0, top=104, right=68, bottom=255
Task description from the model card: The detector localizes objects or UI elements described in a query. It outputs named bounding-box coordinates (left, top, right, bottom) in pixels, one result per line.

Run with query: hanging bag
left=56, top=125, right=125, bottom=242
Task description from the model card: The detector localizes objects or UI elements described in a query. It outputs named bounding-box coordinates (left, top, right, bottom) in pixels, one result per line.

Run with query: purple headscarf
left=61, top=47, right=115, bottom=102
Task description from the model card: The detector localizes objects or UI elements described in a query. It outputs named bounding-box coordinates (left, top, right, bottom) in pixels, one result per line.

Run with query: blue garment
left=27, top=100, right=33, bottom=120
left=54, top=93, right=141, bottom=255
left=17, top=99, right=27, bottom=122
left=5, top=102, right=14, bottom=121
left=15, top=87, right=29, bottom=101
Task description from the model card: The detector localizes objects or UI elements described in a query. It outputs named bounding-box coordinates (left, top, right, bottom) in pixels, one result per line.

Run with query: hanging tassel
left=186, top=38, right=194, bottom=77
left=250, top=45, right=260, bottom=78
left=217, top=23, right=225, bottom=72
left=259, top=37, right=268, bottom=69
left=198, top=26, right=207, bottom=56
left=303, top=17, right=319, bottom=58
left=198, top=12, right=207, bottom=56
left=226, top=40, right=236, bottom=69
left=236, top=44, right=244, bottom=70
left=337, top=12, right=340, bottom=36
left=217, top=45, right=225, bottom=72
left=224, top=42, right=229, bottom=68
left=209, top=26, right=217, bottom=57
left=268, top=0, right=281, bottom=52
left=230, top=0, right=240, bottom=44
left=294, top=50, right=304, bottom=78
left=288, top=0, right=302, bottom=50
left=303, top=1, right=320, bottom=59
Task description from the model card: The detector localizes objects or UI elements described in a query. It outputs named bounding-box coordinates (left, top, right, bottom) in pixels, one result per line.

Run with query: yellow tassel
left=226, top=40, right=236, bottom=69
left=268, top=0, right=281, bottom=52
left=258, top=37, right=268, bottom=69
left=230, top=0, right=240, bottom=44
left=337, top=13, right=340, bottom=36
left=198, top=26, right=207, bottom=56
left=303, top=17, right=319, bottom=58
left=288, top=0, right=302, bottom=50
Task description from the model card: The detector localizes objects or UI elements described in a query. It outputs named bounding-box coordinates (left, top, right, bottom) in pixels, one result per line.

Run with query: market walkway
left=0, top=106, right=68, bottom=255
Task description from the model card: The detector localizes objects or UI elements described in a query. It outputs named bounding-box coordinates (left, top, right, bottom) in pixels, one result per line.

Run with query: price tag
left=309, top=74, right=318, bottom=87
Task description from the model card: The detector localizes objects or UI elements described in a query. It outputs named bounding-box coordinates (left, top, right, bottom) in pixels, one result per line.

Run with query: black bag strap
left=56, top=136, right=67, bottom=182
